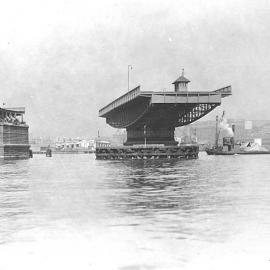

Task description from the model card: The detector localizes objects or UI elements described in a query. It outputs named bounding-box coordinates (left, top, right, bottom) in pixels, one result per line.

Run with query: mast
left=215, top=115, right=219, bottom=148
left=215, top=111, right=226, bottom=148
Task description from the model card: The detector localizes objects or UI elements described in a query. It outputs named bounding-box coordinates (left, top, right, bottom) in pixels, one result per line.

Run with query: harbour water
left=1, top=153, right=270, bottom=269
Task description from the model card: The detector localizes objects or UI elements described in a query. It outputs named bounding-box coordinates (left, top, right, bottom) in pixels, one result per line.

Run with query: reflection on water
left=1, top=154, right=270, bottom=269
left=0, top=160, right=32, bottom=244
left=95, top=158, right=244, bottom=243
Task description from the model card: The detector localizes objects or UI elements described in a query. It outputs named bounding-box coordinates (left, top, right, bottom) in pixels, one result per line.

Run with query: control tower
left=99, top=71, right=231, bottom=148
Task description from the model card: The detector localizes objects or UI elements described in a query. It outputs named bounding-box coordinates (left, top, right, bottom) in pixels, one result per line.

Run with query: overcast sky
left=1, top=0, right=270, bottom=138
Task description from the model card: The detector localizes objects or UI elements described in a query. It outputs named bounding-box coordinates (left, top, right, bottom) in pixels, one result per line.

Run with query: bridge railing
left=1, top=107, right=26, bottom=114
left=212, top=85, right=232, bottom=97
left=99, top=86, right=141, bottom=117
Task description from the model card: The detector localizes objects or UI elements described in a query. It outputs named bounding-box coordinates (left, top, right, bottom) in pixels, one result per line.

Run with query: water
left=1, top=153, right=270, bottom=269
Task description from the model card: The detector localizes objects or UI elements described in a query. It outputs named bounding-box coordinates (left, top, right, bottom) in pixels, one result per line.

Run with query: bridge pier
left=125, top=125, right=177, bottom=146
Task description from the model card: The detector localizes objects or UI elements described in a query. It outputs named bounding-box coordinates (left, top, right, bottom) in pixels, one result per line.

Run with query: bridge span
left=99, top=71, right=231, bottom=146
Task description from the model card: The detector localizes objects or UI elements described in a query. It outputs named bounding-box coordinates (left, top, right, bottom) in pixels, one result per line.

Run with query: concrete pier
left=0, top=107, right=30, bottom=159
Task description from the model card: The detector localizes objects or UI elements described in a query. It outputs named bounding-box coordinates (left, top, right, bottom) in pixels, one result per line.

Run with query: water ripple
left=1, top=154, right=270, bottom=268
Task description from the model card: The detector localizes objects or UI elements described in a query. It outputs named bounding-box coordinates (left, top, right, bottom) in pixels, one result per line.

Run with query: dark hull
left=236, top=151, right=270, bottom=155
left=206, top=149, right=270, bottom=155
left=206, top=149, right=235, bottom=155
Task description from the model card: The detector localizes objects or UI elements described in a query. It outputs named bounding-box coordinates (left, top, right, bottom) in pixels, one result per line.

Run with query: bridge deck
left=99, top=86, right=231, bottom=117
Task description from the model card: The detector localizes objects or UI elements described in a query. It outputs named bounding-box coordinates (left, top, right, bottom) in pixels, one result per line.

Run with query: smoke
left=219, top=118, right=234, bottom=137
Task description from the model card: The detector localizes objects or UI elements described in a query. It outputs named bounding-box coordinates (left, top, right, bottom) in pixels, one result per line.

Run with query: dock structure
left=97, top=71, right=231, bottom=160
left=0, top=107, right=30, bottom=159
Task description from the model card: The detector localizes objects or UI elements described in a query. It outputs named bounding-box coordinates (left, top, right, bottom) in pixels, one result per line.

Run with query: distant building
left=55, top=139, right=95, bottom=152
left=95, top=140, right=111, bottom=148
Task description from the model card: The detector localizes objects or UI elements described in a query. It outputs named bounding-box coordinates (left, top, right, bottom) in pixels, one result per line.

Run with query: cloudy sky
left=1, top=0, right=270, bottom=137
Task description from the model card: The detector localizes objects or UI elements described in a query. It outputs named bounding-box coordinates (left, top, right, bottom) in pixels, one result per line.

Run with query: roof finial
left=182, top=68, right=184, bottom=76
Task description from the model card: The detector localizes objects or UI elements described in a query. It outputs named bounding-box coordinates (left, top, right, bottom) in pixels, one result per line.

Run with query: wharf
left=95, top=144, right=199, bottom=160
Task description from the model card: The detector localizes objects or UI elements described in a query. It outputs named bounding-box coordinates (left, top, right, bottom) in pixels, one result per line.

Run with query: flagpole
left=144, top=124, right=147, bottom=147
left=128, top=65, right=132, bottom=91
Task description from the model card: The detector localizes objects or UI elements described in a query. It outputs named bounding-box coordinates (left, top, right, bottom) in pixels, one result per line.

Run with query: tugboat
left=205, top=112, right=270, bottom=155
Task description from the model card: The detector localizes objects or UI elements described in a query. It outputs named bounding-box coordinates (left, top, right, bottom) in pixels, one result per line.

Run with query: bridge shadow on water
left=99, top=158, right=215, bottom=235
left=98, top=157, right=240, bottom=242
